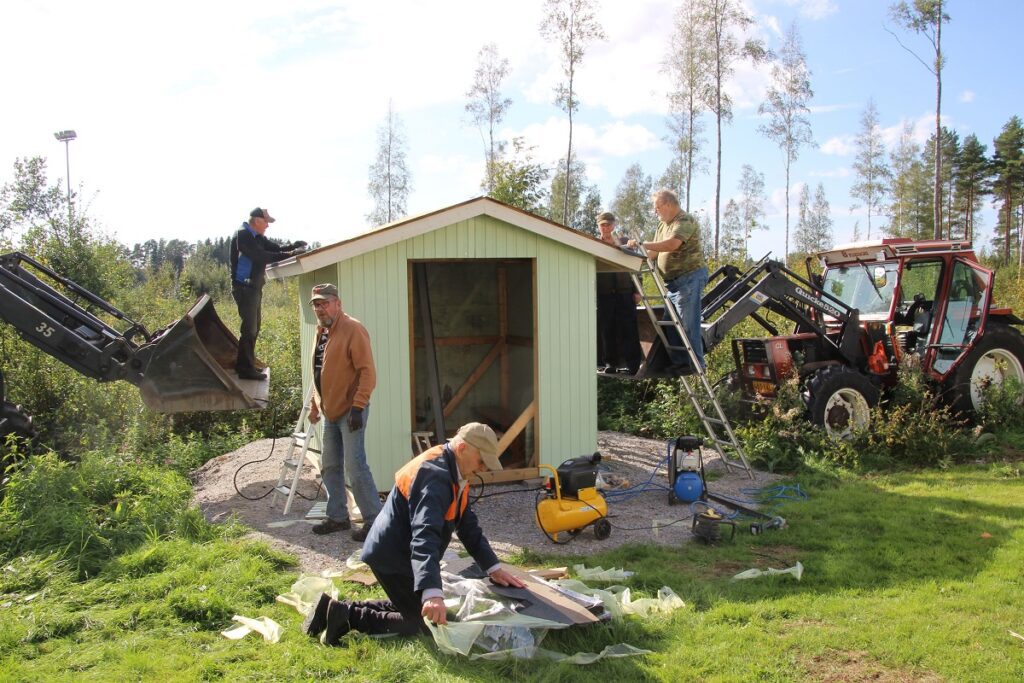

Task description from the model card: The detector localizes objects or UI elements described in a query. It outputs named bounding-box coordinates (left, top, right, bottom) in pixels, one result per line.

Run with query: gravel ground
left=191, top=431, right=781, bottom=576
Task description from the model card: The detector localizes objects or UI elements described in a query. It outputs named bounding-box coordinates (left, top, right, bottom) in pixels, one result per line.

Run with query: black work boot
left=302, top=592, right=332, bottom=637
left=323, top=598, right=351, bottom=646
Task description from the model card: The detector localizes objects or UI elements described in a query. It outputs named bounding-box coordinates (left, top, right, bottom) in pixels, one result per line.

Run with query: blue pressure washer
left=667, top=435, right=788, bottom=538
left=668, top=435, right=705, bottom=505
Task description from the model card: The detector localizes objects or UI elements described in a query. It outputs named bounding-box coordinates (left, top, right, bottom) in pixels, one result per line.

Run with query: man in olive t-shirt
left=640, top=189, right=709, bottom=373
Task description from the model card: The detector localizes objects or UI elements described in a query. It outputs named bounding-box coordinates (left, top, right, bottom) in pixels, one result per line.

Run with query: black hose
left=232, top=405, right=322, bottom=502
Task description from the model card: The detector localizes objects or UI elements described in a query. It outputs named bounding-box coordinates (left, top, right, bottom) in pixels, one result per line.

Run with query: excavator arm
left=700, top=257, right=866, bottom=366
left=0, top=251, right=267, bottom=440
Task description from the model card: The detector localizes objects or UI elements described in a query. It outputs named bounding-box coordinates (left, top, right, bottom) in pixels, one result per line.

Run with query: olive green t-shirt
left=655, top=211, right=705, bottom=280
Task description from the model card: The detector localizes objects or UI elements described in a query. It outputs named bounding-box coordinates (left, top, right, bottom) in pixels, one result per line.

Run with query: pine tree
left=953, top=133, right=989, bottom=243
left=990, top=116, right=1024, bottom=265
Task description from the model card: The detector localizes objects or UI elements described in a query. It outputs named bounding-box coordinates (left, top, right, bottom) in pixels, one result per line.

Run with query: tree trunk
left=932, top=8, right=943, bottom=239
left=783, top=157, right=790, bottom=260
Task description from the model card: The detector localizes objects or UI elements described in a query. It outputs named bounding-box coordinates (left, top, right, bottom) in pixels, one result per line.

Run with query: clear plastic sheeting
left=221, top=615, right=282, bottom=643
left=275, top=575, right=339, bottom=615
left=472, top=643, right=653, bottom=664
left=731, top=561, right=804, bottom=581
left=572, top=564, right=636, bottom=582
left=427, top=568, right=682, bottom=663
left=552, top=581, right=686, bottom=619
left=345, top=550, right=369, bottom=571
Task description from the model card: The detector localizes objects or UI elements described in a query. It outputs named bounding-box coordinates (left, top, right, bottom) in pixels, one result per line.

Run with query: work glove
left=348, top=407, right=364, bottom=431
left=290, top=240, right=308, bottom=249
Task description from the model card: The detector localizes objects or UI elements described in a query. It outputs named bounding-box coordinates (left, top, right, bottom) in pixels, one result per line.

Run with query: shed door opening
left=410, top=259, right=536, bottom=475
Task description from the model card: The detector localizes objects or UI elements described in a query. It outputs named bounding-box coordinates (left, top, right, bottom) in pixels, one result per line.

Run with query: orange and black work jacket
left=361, top=444, right=500, bottom=596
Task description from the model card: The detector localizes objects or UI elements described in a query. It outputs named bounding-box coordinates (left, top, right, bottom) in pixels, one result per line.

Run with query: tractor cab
left=815, top=238, right=996, bottom=383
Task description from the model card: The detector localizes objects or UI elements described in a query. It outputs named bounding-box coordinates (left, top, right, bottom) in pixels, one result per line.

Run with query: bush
left=0, top=450, right=193, bottom=578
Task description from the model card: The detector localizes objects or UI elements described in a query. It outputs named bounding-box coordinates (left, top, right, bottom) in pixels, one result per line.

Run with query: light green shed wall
left=298, top=215, right=597, bottom=488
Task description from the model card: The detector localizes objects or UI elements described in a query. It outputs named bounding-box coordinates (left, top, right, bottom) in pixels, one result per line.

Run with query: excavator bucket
left=136, top=295, right=270, bottom=413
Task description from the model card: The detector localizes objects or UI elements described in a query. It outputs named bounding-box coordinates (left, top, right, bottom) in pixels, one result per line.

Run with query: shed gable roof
left=266, top=196, right=642, bottom=279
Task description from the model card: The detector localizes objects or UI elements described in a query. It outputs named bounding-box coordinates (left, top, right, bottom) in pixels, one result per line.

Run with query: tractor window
left=821, top=261, right=898, bottom=317
left=898, top=259, right=942, bottom=311
left=933, top=260, right=990, bottom=374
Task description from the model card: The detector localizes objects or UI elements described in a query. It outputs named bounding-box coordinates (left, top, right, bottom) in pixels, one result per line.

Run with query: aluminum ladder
left=628, top=248, right=754, bottom=479
left=271, top=386, right=324, bottom=515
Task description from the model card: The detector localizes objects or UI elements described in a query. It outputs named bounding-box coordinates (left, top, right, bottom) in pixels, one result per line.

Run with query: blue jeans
left=320, top=407, right=383, bottom=525
left=664, top=267, right=709, bottom=368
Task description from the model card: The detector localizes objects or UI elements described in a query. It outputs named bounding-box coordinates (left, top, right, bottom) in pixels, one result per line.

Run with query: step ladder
left=628, top=247, right=754, bottom=479
left=271, top=386, right=324, bottom=515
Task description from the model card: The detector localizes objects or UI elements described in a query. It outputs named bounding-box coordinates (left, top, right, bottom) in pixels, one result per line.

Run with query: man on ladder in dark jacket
left=230, top=207, right=306, bottom=380
left=303, top=422, right=525, bottom=644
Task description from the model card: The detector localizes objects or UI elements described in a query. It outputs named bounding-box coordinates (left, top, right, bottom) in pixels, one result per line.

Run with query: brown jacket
left=310, top=313, right=376, bottom=421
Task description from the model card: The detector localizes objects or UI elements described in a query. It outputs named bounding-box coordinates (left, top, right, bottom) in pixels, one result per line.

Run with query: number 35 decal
left=35, top=322, right=55, bottom=337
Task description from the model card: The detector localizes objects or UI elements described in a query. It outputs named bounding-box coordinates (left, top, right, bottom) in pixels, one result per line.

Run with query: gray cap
left=596, top=211, right=616, bottom=225
left=309, top=283, right=339, bottom=303
left=456, top=422, right=502, bottom=471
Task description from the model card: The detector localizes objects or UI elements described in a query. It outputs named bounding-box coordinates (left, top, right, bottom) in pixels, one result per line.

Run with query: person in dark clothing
left=230, top=207, right=306, bottom=379
left=303, top=422, right=525, bottom=644
left=595, top=212, right=643, bottom=375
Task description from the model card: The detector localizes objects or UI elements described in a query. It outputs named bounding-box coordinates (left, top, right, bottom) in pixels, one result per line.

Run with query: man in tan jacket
left=307, top=283, right=382, bottom=541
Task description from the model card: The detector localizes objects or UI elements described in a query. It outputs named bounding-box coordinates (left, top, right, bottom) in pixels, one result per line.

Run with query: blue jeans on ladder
left=664, top=266, right=709, bottom=370
left=320, top=406, right=383, bottom=526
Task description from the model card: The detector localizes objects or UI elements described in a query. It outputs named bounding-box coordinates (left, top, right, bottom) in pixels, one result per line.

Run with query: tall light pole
left=53, top=129, right=76, bottom=225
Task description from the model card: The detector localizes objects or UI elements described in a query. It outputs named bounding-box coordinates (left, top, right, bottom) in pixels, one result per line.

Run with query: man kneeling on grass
left=304, top=422, right=525, bottom=644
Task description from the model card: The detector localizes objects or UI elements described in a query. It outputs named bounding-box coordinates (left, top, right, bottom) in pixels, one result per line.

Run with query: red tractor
left=643, top=238, right=1024, bottom=438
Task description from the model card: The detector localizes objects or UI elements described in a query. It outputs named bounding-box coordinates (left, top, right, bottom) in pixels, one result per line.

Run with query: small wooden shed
left=266, top=197, right=642, bottom=486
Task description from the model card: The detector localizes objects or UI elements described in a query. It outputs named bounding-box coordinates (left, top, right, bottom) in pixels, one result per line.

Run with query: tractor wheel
left=593, top=518, right=611, bottom=540
left=947, top=323, right=1024, bottom=416
left=806, top=366, right=879, bottom=440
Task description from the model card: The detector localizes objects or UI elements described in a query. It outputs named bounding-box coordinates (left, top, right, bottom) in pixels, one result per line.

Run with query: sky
left=2, top=0, right=1021, bottom=260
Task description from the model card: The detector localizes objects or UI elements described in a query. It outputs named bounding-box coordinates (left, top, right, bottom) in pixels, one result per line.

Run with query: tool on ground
left=535, top=453, right=610, bottom=543
left=691, top=505, right=736, bottom=543
left=668, top=435, right=787, bottom=538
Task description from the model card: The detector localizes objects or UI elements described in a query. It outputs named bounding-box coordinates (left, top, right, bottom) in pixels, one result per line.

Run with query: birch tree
left=540, top=0, right=606, bottom=225
left=696, top=0, right=766, bottom=260
left=663, top=0, right=708, bottom=212
left=888, top=0, right=950, bottom=239
left=464, top=43, right=513, bottom=192
left=850, top=99, right=891, bottom=239
left=737, top=164, right=766, bottom=262
left=758, top=21, right=813, bottom=260
left=367, top=101, right=411, bottom=226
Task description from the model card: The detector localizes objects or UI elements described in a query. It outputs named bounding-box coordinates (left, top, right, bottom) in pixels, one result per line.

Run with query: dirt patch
left=190, top=431, right=782, bottom=576
left=803, top=650, right=943, bottom=682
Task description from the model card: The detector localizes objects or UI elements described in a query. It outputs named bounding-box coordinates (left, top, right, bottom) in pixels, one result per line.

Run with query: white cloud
left=505, top=118, right=659, bottom=169
left=959, top=90, right=975, bottom=103
left=784, top=0, right=839, bottom=21
left=821, top=136, right=855, bottom=156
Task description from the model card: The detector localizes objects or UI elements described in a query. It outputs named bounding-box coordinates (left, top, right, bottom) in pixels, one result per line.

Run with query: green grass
left=2, top=463, right=1024, bottom=681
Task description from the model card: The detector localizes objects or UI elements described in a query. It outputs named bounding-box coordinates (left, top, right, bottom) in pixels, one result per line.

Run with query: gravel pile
left=191, top=431, right=781, bottom=575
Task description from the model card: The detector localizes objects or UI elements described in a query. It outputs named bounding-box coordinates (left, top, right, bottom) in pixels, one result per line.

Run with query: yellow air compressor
left=535, top=453, right=610, bottom=543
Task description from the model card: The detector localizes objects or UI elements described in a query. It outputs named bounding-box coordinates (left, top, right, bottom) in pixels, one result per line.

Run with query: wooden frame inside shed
left=409, top=258, right=537, bottom=483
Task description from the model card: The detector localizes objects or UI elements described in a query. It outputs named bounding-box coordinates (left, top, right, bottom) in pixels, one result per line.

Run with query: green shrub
left=0, top=450, right=192, bottom=578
